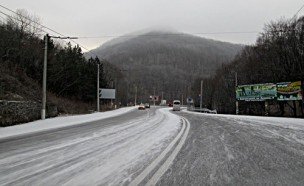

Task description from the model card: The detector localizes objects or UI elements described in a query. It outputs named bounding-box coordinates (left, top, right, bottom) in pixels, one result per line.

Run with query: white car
left=138, top=104, right=145, bottom=110
left=172, top=100, right=181, bottom=111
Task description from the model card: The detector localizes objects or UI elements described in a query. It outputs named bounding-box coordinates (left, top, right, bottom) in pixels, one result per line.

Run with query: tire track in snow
left=0, top=107, right=181, bottom=186
left=130, top=117, right=190, bottom=186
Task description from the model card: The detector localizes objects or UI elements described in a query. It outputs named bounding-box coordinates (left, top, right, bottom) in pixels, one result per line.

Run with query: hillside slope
left=89, top=31, right=243, bottom=102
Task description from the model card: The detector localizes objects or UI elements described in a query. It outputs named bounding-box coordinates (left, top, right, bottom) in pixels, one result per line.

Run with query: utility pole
left=181, top=94, right=184, bottom=106
left=41, top=34, right=48, bottom=120
left=200, top=80, right=203, bottom=110
left=97, top=63, right=100, bottom=112
left=41, top=34, right=78, bottom=119
left=135, top=85, right=137, bottom=106
left=235, top=72, right=239, bottom=115
left=161, top=91, right=163, bottom=101
left=153, top=88, right=156, bottom=106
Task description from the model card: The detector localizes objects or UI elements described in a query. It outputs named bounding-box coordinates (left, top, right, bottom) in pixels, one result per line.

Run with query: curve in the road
left=130, top=116, right=190, bottom=186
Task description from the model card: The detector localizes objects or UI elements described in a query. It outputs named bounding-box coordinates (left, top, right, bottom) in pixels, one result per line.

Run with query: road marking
left=130, top=117, right=188, bottom=186
left=146, top=117, right=190, bottom=185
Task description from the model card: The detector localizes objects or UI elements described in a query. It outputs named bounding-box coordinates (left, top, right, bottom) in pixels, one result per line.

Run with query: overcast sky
left=1, top=0, right=303, bottom=50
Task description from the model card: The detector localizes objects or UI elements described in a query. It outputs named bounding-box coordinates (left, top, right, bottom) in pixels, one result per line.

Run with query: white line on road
left=130, top=116, right=190, bottom=186
left=147, top=117, right=190, bottom=185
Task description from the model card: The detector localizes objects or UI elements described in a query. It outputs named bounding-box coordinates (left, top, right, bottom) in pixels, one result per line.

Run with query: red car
left=168, top=102, right=173, bottom=107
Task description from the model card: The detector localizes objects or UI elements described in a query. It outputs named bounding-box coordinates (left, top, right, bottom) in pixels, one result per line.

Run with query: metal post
left=235, top=72, right=239, bottom=115
left=200, top=80, right=203, bottom=110
left=265, top=101, right=268, bottom=116
left=97, top=63, right=100, bottom=112
left=134, top=85, right=137, bottom=106
left=41, top=34, right=48, bottom=120
left=153, top=88, right=156, bottom=106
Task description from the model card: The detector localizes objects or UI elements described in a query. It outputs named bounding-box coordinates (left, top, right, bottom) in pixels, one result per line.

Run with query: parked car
left=173, top=100, right=181, bottom=111
left=138, top=104, right=145, bottom=110
left=168, top=102, right=173, bottom=107
left=210, top=109, right=217, bottom=114
left=145, top=103, right=150, bottom=108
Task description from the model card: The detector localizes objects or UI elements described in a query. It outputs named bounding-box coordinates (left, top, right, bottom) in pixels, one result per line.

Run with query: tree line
left=0, top=10, right=111, bottom=108
left=192, top=16, right=304, bottom=117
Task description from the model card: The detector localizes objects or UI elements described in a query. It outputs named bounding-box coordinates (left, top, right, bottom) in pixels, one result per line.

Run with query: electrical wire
left=76, top=31, right=259, bottom=39
left=0, top=4, right=259, bottom=50
left=0, top=4, right=98, bottom=57
left=292, top=2, right=304, bottom=20
left=0, top=9, right=49, bottom=34
left=0, top=13, right=6, bottom=21
left=2, top=2, right=304, bottom=53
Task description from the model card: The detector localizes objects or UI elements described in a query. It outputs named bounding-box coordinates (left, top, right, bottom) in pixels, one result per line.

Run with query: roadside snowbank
left=0, top=106, right=136, bottom=140
left=182, top=109, right=304, bottom=130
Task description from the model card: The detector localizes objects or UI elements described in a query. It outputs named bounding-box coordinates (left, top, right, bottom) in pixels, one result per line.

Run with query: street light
left=41, top=34, right=78, bottom=119
left=200, top=80, right=203, bottom=110
left=97, top=60, right=100, bottom=112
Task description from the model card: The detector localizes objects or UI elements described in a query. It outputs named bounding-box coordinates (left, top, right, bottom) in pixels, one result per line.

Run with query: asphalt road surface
left=1, top=107, right=304, bottom=185
left=0, top=107, right=180, bottom=185
left=158, top=111, right=304, bottom=185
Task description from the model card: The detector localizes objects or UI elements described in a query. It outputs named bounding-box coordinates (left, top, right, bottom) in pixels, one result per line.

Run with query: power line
left=0, top=4, right=65, bottom=38
left=0, top=3, right=260, bottom=54
left=0, top=9, right=49, bottom=34
left=0, top=4, right=98, bottom=57
left=0, top=13, right=6, bottom=21
left=76, top=31, right=259, bottom=39
left=292, top=2, right=304, bottom=20
left=0, top=9, right=78, bottom=53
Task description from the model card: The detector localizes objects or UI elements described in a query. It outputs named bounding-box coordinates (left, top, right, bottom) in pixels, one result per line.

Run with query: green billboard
left=236, top=83, right=277, bottom=101
left=277, top=81, right=302, bottom=101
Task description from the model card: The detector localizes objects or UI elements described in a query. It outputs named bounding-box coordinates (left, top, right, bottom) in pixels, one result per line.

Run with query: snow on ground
left=0, top=107, right=181, bottom=185
left=182, top=109, right=304, bottom=146
left=182, top=109, right=304, bottom=130
left=0, top=106, right=136, bottom=140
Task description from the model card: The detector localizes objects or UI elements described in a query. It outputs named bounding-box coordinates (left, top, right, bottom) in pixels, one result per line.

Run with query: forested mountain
left=191, top=17, right=304, bottom=117
left=89, top=31, right=243, bottom=102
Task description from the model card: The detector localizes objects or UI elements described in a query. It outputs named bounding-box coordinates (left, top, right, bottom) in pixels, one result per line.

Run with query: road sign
left=99, top=88, right=116, bottom=99
left=187, top=98, right=194, bottom=104
left=150, top=95, right=159, bottom=101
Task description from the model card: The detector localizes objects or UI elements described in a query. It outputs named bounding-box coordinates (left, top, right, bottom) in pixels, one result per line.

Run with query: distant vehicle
left=138, top=104, right=145, bottom=110
left=145, top=103, right=150, bottom=108
left=168, top=102, right=173, bottom=107
left=210, top=109, right=217, bottom=114
left=201, top=108, right=211, bottom=113
left=200, top=108, right=217, bottom=114
left=173, top=100, right=181, bottom=111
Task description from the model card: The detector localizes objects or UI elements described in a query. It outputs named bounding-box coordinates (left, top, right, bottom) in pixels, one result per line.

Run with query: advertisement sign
left=236, top=83, right=277, bottom=101
left=99, top=88, right=116, bottom=99
left=277, top=81, right=302, bottom=101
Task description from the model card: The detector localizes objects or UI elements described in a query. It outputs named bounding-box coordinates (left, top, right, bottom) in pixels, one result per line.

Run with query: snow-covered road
left=0, top=107, right=181, bottom=185
left=159, top=110, right=304, bottom=185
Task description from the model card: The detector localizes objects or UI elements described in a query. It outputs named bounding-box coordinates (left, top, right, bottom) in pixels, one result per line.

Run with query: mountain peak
left=88, top=31, right=243, bottom=100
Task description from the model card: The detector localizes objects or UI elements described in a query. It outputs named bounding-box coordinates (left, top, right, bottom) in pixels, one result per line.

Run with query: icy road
left=158, top=110, right=304, bottom=185
left=1, top=107, right=304, bottom=185
left=0, top=107, right=183, bottom=185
